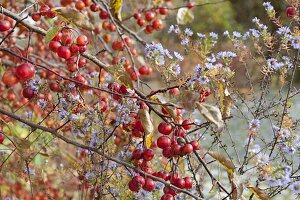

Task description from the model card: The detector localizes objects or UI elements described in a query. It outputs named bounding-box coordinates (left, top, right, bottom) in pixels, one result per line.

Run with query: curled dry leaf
left=248, top=187, right=271, bottom=200
left=138, top=109, right=154, bottom=135
left=177, top=90, right=199, bottom=111
left=208, top=151, right=235, bottom=174
left=177, top=8, right=194, bottom=25
left=229, top=173, right=245, bottom=200
left=52, top=7, right=94, bottom=30
left=196, top=102, right=224, bottom=134
left=105, top=68, right=133, bottom=88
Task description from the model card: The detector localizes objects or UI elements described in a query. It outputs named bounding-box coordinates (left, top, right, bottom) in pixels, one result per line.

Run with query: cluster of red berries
left=49, top=31, right=88, bottom=61
left=134, top=10, right=165, bottom=34
left=31, top=4, right=56, bottom=22
left=157, top=121, right=199, bottom=158
left=138, top=65, right=153, bottom=76
left=107, top=82, right=128, bottom=101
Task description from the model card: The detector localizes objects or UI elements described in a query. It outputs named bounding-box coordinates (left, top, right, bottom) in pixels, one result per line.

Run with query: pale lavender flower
left=209, top=32, right=218, bottom=40
left=233, top=31, right=242, bottom=38
left=181, top=38, right=189, bottom=46
left=174, top=51, right=184, bottom=61
left=263, top=2, right=274, bottom=12
left=197, top=32, right=206, bottom=39
left=290, top=181, right=300, bottom=194
left=277, top=26, right=291, bottom=35
left=85, top=172, right=95, bottom=181
left=223, top=30, right=229, bottom=37
left=184, top=28, right=193, bottom=36
left=257, top=153, right=269, bottom=164
left=249, top=29, right=260, bottom=38
left=37, top=99, right=47, bottom=109
left=291, top=36, right=300, bottom=49
left=198, top=76, right=209, bottom=84
left=155, top=55, right=165, bottom=66
left=249, top=119, right=260, bottom=131
left=169, top=63, right=181, bottom=76
left=267, top=58, right=284, bottom=70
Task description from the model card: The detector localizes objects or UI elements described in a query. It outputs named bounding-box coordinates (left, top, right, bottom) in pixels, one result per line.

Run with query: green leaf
left=45, top=25, right=60, bottom=43
left=177, top=8, right=194, bottom=25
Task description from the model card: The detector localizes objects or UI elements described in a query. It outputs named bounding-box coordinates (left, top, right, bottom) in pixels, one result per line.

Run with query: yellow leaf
left=110, top=0, right=123, bottom=21
left=105, top=68, right=133, bottom=88
left=208, top=151, right=235, bottom=174
left=145, top=132, right=153, bottom=149
left=52, top=7, right=94, bottom=30
left=248, top=187, right=271, bottom=200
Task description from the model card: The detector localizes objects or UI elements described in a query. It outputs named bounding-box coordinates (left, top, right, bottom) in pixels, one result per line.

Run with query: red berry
left=157, top=136, right=171, bottom=149
left=152, top=19, right=163, bottom=31
left=31, top=13, right=41, bottom=21
left=138, top=65, right=150, bottom=75
left=39, top=5, right=50, bottom=16
left=286, top=6, right=296, bottom=18
left=49, top=41, right=61, bottom=52
left=75, top=1, right=86, bottom=10
left=99, top=11, right=109, bottom=19
left=187, top=2, right=194, bottom=9
left=132, top=149, right=143, bottom=160
left=174, top=128, right=185, bottom=137
left=132, top=176, right=145, bottom=188
left=143, top=149, right=154, bottom=161
left=171, top=144, right=181, bottom=156
left=124, top=37, right=133, bottom=47
left=184, top=177, right=193, bottom=189
left=181, top=144, right=193, bottom=155
left=57, top=46, right=71, bottom=59
left=2, top=69, right=19, bottom=86
left=158, top=122, right=173, bottom=135
left=162, top=147, right=173, bottom=158
left=0, top=132, right=4, bottom=144
left=76, top=35, right=88, bottom=46
left=159, top=7, right=168, bottom=15
left=90, top=4, right=100, bottom=12
left=70, top=44, right=80, bottom=55
left=190, top=140, right=199, bottom=150
left=169, top=88, right=180, bottom=96
left=163, top=186, right=176, bottom=196
left=145, top=11, right=155, bottom=21
left=78, top=57, right=87, bottom=68
left=22, top=87, right=35, bottom=99
left=16, top=63, right=35, bottom=81
left=134, top=12, right=141, bottom=19
left=137, top=18, right=145, bottom=26
left=145, top=25, right=154, bottom=34
left=142, top=178, right=155, bottom=191
left=175, top=178, right=185, bottom=189
left=182, top=119, right=192, bottom=130
left=0, top=20, right=11, bottom=32
left=128, top=180, right=139, bottom=192
left=161, top=194, right=174, bottom=200
left=108, top=24, right=116, bottom=32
